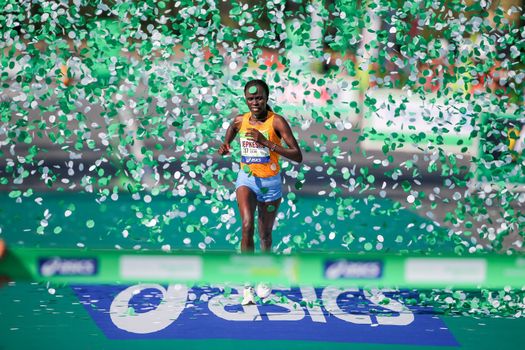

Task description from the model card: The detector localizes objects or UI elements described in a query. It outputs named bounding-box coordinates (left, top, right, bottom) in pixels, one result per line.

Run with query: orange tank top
left=239, top=111, right=282, bottom=178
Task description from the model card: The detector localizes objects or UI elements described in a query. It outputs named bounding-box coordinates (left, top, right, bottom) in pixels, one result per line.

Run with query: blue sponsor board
left=71, top=284, right=458, bottom=346
left=39, top=257, right=97, bottom=277
left=324, top=260, right=383, bottom=279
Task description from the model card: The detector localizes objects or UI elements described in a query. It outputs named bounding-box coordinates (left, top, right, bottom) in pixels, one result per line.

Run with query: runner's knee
left=241, top=218, right=254, bottom=234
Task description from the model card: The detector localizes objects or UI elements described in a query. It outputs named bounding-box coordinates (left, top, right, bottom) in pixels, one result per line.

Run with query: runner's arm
left=262, top=115, right=303, bottom=163
left=218, top=115, right=243, bottom=155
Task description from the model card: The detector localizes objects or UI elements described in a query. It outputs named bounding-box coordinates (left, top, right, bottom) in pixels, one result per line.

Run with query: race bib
left=240, top=131, right=270, bottom=164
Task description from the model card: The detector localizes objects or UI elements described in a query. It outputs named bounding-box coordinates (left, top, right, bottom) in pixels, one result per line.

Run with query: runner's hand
left=218, top=143, right=230, bottom=155
left=246, top=128, right=268, bottom=145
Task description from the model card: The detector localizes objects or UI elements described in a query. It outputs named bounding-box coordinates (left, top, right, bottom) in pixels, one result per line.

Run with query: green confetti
left=8, top=190, right=21, bottom=199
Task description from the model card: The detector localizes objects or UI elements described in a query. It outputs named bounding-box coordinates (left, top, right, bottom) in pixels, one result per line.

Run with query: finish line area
left=1, top=249, right=525, bottom=350
left=3, top=247, right=525, bottom=289
left=1, top=194, right=525, bottom=350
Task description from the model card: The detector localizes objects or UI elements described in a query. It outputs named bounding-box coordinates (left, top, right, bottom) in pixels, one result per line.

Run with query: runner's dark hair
left=244, top=79, right=273, bottom=112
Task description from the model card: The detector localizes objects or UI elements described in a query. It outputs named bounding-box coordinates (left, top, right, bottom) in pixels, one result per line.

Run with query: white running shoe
left=241, top=286, right=256, bottom=305
left=255, top=283, right=272, bottom=299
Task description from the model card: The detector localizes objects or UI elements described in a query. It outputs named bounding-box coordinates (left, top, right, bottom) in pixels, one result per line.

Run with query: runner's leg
left=257, top=198, right=281, bottom=252
left=237, top=186, right=257, bottom=252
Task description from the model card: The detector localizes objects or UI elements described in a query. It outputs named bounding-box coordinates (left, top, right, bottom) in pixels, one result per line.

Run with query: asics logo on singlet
left=241, top=156, right=270, bottom=164
left=39, top=257, right=97, bottom=277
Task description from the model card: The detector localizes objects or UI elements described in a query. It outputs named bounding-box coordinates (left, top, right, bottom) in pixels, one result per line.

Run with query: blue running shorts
left=235, top=170, right=282, bottom=202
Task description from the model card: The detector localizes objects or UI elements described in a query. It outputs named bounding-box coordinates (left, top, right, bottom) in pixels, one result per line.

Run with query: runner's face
left=245, top=86, right=268, bottom=117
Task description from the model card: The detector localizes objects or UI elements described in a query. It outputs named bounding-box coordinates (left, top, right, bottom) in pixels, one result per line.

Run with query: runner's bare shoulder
left=271, top=114, right=291, bottom=134
left=232, top=114, right=244, bottom=130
